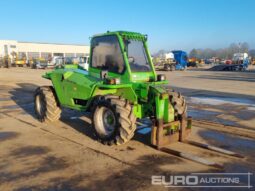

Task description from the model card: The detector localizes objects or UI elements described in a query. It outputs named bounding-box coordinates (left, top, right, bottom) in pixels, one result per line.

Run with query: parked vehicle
left=204, top=59, right=213, bottom=64
left=154, top=52, right=176, bottom=71
left=188, top=57, right=198, bottom=67
left=15, top=59, right=27, bottom=67
left=31, top=58, right=48, bottom=69
left=78, top=56, right=89, bottom=70
left=31, top=56, right=64, bottom=69
left=172, top=50, right=188, bottom=70
left=225, top=60, right=232, bottom=64
left=34, top=31, right=191, bottom=147
left=48, top=56, right=64, bottom=68
left=209, top=53, right=250, bottom=71
left=155, top=51, right=188, bottom=71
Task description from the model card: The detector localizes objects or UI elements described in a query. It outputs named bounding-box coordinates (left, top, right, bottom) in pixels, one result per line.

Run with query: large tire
left=168, top=91, right=187, bottom=120
left=34, top=86, right=61, bottom=122
left=92, top=95, right=136, bottom=145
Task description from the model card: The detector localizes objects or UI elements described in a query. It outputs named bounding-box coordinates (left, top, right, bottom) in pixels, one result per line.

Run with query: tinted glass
left=91, top=35, right=125, bottom=74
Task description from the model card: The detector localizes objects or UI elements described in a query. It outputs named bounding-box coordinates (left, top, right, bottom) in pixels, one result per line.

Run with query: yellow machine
left=188, top=57, right=196, bottom=63
left=15, top=59, right=26, bottom=67
left=15, top=53, right=27, bottom=67
left=199, top=59, right=205, bottom=65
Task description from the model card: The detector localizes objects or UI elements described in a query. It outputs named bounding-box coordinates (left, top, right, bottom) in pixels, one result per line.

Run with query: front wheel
left=34, top=86, right=61, bottom=122
left=92, top=95, right=136, bottom=145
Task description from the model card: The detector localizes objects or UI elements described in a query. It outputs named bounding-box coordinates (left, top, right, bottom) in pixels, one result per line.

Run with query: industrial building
left=0, top=40, right=90, bottom=61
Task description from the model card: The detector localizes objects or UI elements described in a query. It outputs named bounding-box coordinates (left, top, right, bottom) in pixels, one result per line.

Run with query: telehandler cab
left=34, top=31, right=191, bottom=148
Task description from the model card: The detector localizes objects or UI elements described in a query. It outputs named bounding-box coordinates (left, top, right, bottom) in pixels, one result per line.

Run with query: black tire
left=92, top=95, right=136, bottom=145
left=168, top=91, right=187, bottom=120
left=170, top=65, right=176, bottom=71
left=34, top=86, right=61, bottom=122
left=164, top=64, right=171, bottom=71
left=239, top=66, right=245, bottom=71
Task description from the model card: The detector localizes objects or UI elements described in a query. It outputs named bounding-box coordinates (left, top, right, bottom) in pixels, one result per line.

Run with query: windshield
left=125, top=39, right=151, bottom=72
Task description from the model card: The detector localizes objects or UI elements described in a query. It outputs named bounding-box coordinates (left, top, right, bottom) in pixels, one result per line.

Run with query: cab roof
left=92, top=31, right=147, bottom=41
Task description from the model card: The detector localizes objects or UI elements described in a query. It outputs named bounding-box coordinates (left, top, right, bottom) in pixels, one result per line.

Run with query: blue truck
left=154, top=50, right=188, bottom=71
left=172, top=50, right=188, bottom=70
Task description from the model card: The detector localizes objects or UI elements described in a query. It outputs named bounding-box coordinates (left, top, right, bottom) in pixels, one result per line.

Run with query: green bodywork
left=43, top=31, right=176, bottom=125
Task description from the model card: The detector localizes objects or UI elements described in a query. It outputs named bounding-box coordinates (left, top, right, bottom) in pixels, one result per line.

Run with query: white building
left=0, top=40, right=90, bottom=60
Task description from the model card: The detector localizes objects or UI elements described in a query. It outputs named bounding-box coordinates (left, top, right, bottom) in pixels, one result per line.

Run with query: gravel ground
left=0, top=67, right=254, bottom=191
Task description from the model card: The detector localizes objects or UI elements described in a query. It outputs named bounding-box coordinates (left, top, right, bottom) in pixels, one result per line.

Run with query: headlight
left=105, top=78, right=121, bottom=85
left=157, top=74, right=166, bottom=81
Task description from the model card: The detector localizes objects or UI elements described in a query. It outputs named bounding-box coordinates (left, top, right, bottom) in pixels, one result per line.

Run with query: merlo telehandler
left=34, top=31, right=191, bottom=148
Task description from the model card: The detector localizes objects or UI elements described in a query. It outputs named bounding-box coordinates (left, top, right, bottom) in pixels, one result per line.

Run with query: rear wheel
left=92, top=95, right=136, bottom=145
left=34, top=86, right=61, bottom=122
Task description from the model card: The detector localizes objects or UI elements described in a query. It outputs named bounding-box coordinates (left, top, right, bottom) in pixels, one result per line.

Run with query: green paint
left=43, top=31, right=178, bottom=127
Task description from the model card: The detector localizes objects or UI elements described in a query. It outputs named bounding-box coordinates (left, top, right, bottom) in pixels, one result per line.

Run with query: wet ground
left=159, top=70, right=255, bottom=130
left=0, top=68, right=254, bottom=190
left=187, top=95, right=255, bottom=129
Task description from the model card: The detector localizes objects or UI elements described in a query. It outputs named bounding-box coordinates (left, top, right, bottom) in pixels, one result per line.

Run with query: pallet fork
left=150, top=116, right=243, bottom=169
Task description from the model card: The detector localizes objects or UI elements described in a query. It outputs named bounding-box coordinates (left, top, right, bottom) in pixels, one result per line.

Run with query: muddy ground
left=0, top=68, right=254, bottom=191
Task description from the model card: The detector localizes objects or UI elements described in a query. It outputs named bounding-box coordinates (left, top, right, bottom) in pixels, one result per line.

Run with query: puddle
left=199, top=130, right=255, bottom=150
left=137, top=127, right=151, bottom=135
left=189, top=96, right=255, bottom=110
left=247, top=107, right=255, bottom=111
left=188, top=108, right=241, bottom=126
left=188, top=109, right=220, bottom=119
left=136, top=118, right=152, bottom=134
left=70, top=116, right=79, bottom=120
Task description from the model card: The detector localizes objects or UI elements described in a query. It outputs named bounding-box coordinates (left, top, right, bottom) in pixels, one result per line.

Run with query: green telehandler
left=34, top=31, right=190, bottom=148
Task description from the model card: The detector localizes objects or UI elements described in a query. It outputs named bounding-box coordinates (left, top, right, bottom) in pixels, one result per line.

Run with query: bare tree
left=189, top=42, right=251, bottom=59
left=240, top=42, right=249, bottom=53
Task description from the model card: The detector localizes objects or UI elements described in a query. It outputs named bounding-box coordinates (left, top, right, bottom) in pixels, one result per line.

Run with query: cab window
left=91, top=35, right=125, bottom=74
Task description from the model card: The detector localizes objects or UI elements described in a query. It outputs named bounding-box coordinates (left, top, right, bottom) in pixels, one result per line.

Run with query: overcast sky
left=0, top=0, right=254, bottom=53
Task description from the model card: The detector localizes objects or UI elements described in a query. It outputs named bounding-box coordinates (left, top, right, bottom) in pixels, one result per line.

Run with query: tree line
left=189, top=42, right=255, bottom=59
left=153, top=42, right=255, bottom=59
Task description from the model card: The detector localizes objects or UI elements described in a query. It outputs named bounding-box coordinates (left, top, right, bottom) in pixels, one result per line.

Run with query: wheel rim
left=95, top=106, right=116, bottom=137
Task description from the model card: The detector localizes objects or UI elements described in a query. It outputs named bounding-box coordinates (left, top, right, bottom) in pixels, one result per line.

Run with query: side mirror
left=128, top=57, right=135, bottom=63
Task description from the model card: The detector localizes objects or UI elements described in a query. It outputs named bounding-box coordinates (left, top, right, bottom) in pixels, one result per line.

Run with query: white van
left=78, top=56, right=89, bottom=70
